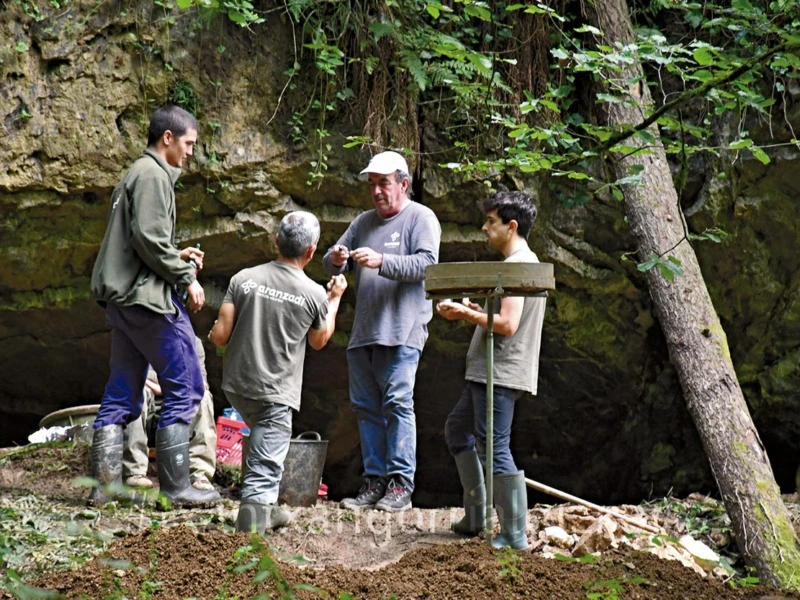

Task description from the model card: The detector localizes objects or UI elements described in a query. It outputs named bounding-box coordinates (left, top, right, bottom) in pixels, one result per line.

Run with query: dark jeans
left=444, top=381, right=523, bottom=475
left=94, top=296, right=204, bottom=430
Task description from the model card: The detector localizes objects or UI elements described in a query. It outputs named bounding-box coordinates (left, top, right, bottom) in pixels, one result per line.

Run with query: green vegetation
left=583, top=576, right=648, bottom=600
left=176, top=0, right=263, bottom=28
left=655, top=495, right=729, bottom=539
left=496, top=546, right=522, bottom=584
left=164, top=0, right=798, bottom=275
left=169, top=79, right=200, bottom=115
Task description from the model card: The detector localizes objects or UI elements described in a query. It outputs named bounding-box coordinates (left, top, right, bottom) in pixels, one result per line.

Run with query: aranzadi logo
left=241, top=279, right=258, bottom=294
left=384, top=231, right=401, bottom=249
left=256, top=284, right=307, bottom=306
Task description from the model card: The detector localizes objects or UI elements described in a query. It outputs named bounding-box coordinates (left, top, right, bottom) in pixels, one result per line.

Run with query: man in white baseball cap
left=359, top=151, right=410, bottom=178
left=324, top=151, right=441, bottom=512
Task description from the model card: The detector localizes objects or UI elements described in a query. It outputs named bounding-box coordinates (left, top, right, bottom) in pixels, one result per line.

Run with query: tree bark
left=587, top=0, right=800, bottom=588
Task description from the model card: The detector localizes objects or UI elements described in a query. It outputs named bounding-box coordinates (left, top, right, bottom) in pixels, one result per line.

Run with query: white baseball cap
left=359, top=151, right=411, bottom=179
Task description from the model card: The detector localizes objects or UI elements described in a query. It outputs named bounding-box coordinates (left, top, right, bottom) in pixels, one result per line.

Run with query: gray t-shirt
left=221, top=261, right=328, bottom=410
left=322, top=201, right=441, bottom=350
left=464, top=249, right=546, bottom=394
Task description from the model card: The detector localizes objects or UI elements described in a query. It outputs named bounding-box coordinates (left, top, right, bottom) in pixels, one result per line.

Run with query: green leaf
left=539, top=99, right=560, bottom=112
left=693, top=69, right=714, bottom=82
left=729, top=138, right=753, bottom=150
left=750, top=146, right=770, bottom=164
left=464, top=4, right=492, bottom=21
left=567, top=171, right=590, bottom=180
left=692, top=47, right=715, bottom=65
left=426, top=4, right=440, bottom=18
left=654, top=256, right=684, bottom=282
left=16, top=42, right=29, bottom=52
left=658, top=264, right=676, bottom=282
left=637, top=255, right=660, bottom=273
left=466, top=52, right=493, bottom=74
left=732, top=0, right=756, bottom=11
left=596, top=93, right=625, bottom=104
left=615, top=173, right=643, bottom=186
left=667, top=255, right=682, bottom=267
left=554, top=553, right=577, bottom=562
left=368, top=22, right=394, bottom=42
left=689, top=227, right=728, bottom=244
left=404, top=55, right=429, bottom=92
left=575, top=25, right=602, bottom=35
left=71, top=476, right=98, bottom=489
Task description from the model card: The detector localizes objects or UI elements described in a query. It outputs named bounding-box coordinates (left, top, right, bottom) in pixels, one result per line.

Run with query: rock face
left=2, top=1, right=799, bottom=505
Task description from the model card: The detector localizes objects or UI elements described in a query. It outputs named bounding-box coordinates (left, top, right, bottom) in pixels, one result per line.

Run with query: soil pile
left=28, top=526, right=795, bottom=599
left=2, top=443, right=800, bottom=599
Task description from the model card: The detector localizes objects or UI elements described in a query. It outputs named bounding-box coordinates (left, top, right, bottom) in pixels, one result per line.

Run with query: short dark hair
left=482, top=191, right=537, bottom=239
left=147, top=105, right=198, bottom=147
left=278, top=211, right=321, bottom=258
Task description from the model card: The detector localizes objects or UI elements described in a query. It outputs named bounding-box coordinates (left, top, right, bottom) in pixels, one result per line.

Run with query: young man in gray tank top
left=436, top=191, right=546, bottom=550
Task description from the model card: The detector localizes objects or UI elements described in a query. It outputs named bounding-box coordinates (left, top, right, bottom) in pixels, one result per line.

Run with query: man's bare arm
left=308, top=275, right=348, bottom=350
left=208, top=303, right=235, bottom=347
left=436, top=296, right=524, bottom=337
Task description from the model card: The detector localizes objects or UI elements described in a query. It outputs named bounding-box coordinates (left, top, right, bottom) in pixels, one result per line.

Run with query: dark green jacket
left=90, top=149, right=195, bottom=314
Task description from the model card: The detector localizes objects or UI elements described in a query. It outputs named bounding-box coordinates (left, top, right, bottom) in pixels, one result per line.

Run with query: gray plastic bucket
left=278, top=431, right=328, bottom=507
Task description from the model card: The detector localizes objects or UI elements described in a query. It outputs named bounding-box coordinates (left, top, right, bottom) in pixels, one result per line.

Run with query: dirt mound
left=26, top=525, right=793, bottom=599
left=3, top=443, right=800, bottom=599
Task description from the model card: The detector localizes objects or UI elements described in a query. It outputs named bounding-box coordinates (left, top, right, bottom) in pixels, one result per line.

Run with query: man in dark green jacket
left=88, top=104, right=219, bottom=508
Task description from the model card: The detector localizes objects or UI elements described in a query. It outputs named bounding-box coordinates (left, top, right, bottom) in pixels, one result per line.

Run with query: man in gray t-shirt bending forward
left=210, top=211, right=346, bottom=534
left=323, top=151, right=441, bottom=512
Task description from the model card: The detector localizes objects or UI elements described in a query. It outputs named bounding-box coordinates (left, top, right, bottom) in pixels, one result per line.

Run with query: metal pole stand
left=483, top=274, right=504, bottom=544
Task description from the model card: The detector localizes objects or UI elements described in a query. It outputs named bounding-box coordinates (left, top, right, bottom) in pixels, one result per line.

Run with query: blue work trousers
left=347, top=344, right=421, bottom=492
left=445, top=381, right=523, bottom=475
left=94, top=297, right=204, bottom=430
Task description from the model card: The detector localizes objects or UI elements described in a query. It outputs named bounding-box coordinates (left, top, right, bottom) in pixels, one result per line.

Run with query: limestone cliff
left=2, top=0, right=799, bottom=504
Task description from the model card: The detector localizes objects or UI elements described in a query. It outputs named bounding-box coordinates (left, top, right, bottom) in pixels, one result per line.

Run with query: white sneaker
left=125, top=475, right=153, bottom=489
left=192, top=478, right=216, bottom=491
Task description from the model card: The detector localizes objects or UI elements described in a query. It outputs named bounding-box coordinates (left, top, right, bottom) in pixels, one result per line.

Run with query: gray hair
left=394, top=170, right=411, bottom=185
left=394, top=170, right=412, bottom=198
left=278, top=211, right=320, bottom=258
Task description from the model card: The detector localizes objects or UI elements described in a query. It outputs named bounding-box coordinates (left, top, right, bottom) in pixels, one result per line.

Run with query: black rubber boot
left=452, top=449, right=485, bottom=536
left=492, top=471, right=529, bottom=550
left=88, top=424, right=124, bottom=506
left=156, top=423, right=220, bottom=509
left=235, top=502, right=294, bottom=533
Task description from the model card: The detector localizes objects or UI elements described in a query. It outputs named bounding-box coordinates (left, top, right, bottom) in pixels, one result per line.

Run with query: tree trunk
left=587, top=0, right=800, bottom=588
